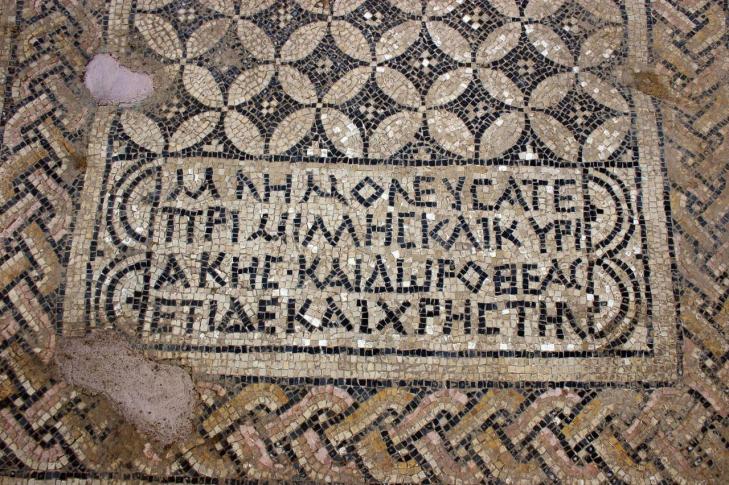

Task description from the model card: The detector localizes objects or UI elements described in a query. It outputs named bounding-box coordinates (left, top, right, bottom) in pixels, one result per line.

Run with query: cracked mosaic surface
left=1, top=0, right=728, bottom=482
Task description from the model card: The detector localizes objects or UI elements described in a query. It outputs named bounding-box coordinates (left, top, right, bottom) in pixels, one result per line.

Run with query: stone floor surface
left=0, top=0, right=727, bottom=483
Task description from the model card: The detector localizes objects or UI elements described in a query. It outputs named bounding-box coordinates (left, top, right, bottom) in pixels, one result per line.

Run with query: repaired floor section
left=55, top=330, right=196, bottom=445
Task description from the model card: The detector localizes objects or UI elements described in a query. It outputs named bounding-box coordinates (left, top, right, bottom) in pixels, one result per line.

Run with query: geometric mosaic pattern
left=63, top=0, right=681, bottom=383
left=1, top=0, right=728, bottom=482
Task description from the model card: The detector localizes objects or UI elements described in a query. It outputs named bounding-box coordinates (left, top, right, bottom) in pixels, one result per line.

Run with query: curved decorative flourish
left=103, top=163, right=162, bottom=250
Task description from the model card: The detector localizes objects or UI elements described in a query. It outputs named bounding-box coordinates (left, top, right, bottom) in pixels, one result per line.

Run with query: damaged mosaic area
left=1, top=0, right=728, bottom=483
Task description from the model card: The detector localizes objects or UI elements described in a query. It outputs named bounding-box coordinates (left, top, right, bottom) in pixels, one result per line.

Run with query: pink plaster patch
left=84, top=54, right=153, bottom=105
left=55, top=331, right=196, bottom=445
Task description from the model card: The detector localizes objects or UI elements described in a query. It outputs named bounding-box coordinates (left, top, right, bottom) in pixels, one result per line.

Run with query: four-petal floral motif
left=369, top=0, right=478, bottom=158
left=125, top=0, right=633, bottom=163
left=191, top=0, right=370, bottom=156
left=477, top=0, right=630, bottom=162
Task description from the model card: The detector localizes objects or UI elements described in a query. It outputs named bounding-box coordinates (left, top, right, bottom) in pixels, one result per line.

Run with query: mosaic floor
left=0, top=0, right=727, bottom=483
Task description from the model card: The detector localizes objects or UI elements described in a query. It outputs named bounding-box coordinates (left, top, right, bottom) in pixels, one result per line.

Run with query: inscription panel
left=102, top=162, right=635, bottom=348
left=63, top=0, right=679, bottom=382
left=64, top=106, right=678, bottom=382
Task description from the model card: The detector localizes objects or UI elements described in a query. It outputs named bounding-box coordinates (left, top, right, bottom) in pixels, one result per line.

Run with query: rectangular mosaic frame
left=62, top=0, right=680, bottom=384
